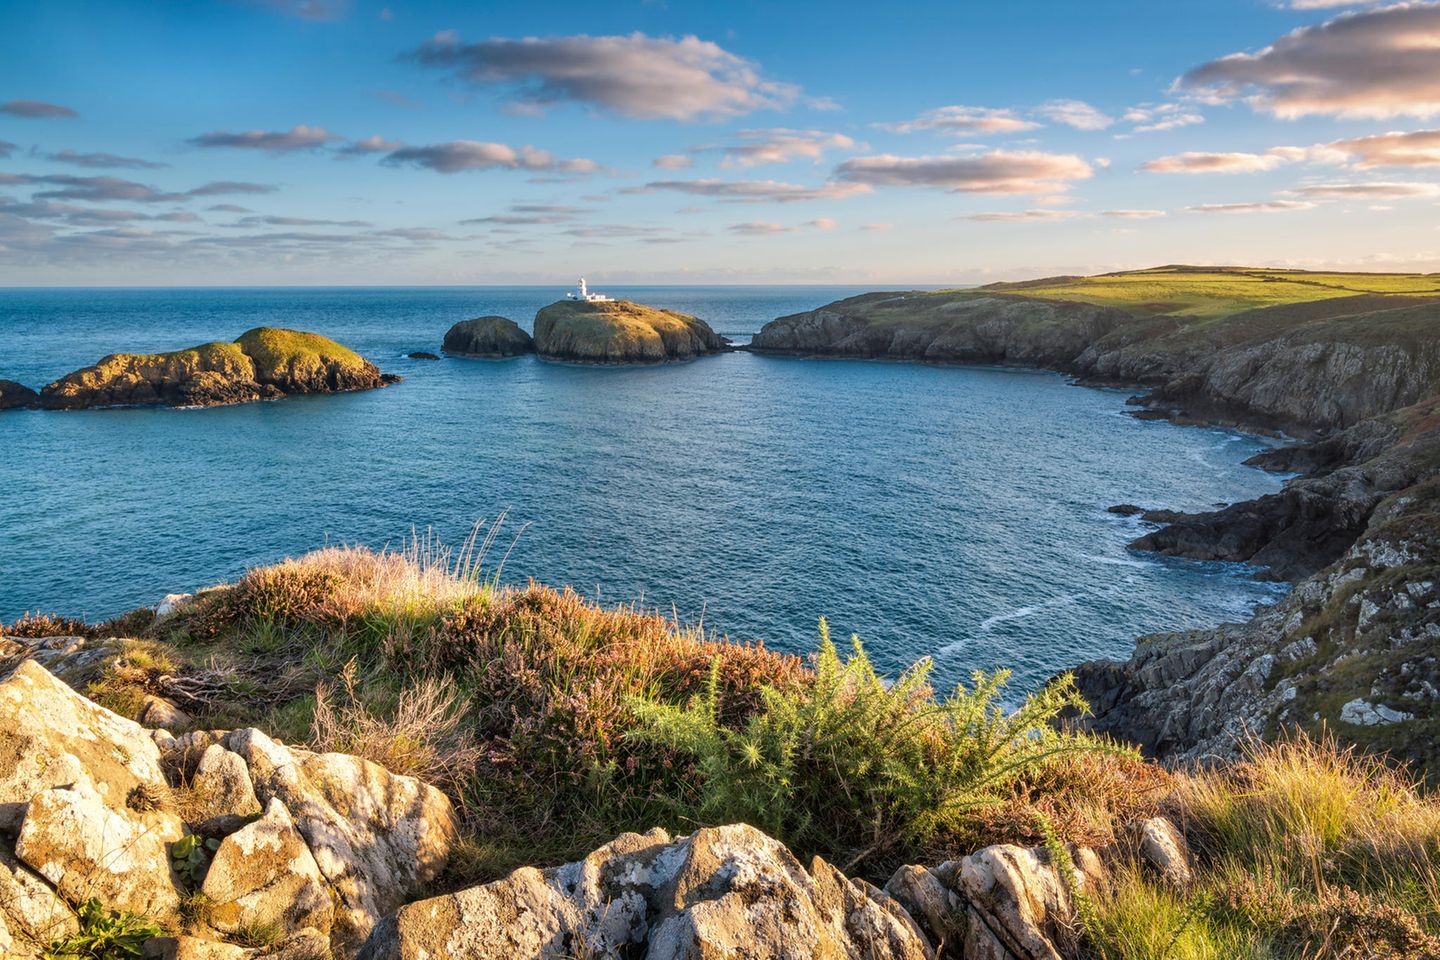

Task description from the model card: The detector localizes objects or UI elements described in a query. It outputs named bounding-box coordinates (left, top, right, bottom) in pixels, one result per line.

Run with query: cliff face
left=752, top=275, right=1440, bottom=767
left=751, top=290, right=1440, bottom=436
left=39, top=327, right=395, bottom=410
left=533, top=299, right=727, bottom=363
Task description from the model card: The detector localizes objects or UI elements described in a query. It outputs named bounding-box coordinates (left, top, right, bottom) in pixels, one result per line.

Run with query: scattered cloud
left=834, top=150, right=1093, bottom=194
left=875, top=105, right=1040, bottom=135
left=206, top=204, right=252, bottom=213
left=653, top=154, right=694, bottom=169
left=1102, top=209, right=1168, bottom=219
left=189, top=124, right=340, bottom=153
left=1035, top=99, right=1113, bottom=130
left=235, top=215, right=373, bottom=226
left=860, top=222, right=894, bottom=232
left=711, top=128, right=858, bottom=167
left=186, top=181, right=278, bottom=196
left=45, top=149, right=168, bottom=169
left=460, top=203, right=588, bottom=225
left=962, top=209, right=1087, bottom=222
left=1325, top=128, right=1440, bottom=167
left=381, top=140, right=600, bottom=175
left=1288, top=180, right=1440, bottom=199
left=337, top=134, right=405, bottom=156
left=625, top=177, right=871, bottom=202
left=1186, top=200, right=1316, bottom=214
left=405, top=31, right=799, bottom=120
left=1121, top=103, right=1205, bottom=134
left=1181, top=3, right=1440, bottom=119
left=728, top=220, right=792, bottom=234
left=805, top=217, right=838, bottom=229
left=1, top=99, right=78, bottom=119
left=1141, top=150, right=1294, bottom=174
left=0, top=140, right=14, bottom=159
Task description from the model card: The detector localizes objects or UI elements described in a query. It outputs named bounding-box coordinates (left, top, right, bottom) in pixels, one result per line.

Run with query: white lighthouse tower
left=567, top=277, right=613, bottom=303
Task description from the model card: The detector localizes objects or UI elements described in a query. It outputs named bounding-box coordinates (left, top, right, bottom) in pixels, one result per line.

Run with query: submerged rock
left=532, top=300, right=727, bottom=363
left=0, top=380, right=38, bottom=410
left=442, top=315, right=534, bottom=358
left=39, top=327, right=397, bottom=410
left=406, top=351, right=441, bottom=361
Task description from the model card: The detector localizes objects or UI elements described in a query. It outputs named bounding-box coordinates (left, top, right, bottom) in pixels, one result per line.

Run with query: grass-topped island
left=34, top=327, right=399, bottom=410
left=533, top=298, right=728, bottom=363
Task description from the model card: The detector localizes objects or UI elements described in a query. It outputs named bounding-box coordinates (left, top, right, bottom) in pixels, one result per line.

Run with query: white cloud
left=189, top=125, right=339, bottom=152
left=1288, top=180, right=1440, bottom=198
left=382, top=140, right=599, bottom=174
left=713, top=128, right=857, bottom=167
left=1181, top=3, right=1440, bottom=119
left=625, top=178, right=870, bottom=202
left=1141, top=150, right=1295, bottom=174
left=1325, top=128, right=1440, bottom=166
left=875, top=105, right=1040, bottom=135
left=1102, top=209, right=1168, bottom=218
left=406, top=32, right=799, bottom=120
left=962, top=209, right=1088, bottom=222
left=835, top=150, right=1093, bottom=194
left=653, top=154, right=694, bottom=169
left=1186, top=200, right=1316, bottom=213
left=1035, top=99, right=1113, bottom=130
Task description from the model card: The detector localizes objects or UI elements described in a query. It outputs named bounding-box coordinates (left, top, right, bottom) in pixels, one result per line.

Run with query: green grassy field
left=978, top=266, right=1440, bottom=320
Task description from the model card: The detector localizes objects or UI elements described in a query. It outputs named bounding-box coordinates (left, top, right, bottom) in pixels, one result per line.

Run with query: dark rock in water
left=1139, top=509, right=1185, bottom=525
left=442, top=316, right=534, bottom=358
left=1108, top=504, right=1144, bottom=516
left=39, top=327, right=395, bottom=410
left=0, top=379, right=38, bottom=410
left=532, top=300, right=727, bottom=363
left=407, top=351, right=440, bottom=361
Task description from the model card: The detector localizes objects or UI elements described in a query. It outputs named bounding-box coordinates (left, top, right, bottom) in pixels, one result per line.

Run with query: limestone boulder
left=1134, top=817, right=1192, bottom=888
left=223, top=727, right=457, bottom=954
left=201, top=798, right=333, bottom=939
left=359, top=822, right=932, bottom=960
left=15, top=768, right=184, bottom=920
left=0, top=846, right=79, bottom=958
left=954, top=843, right=1103, bottom=960
left=188, top=743, right=261, bottom=833
left=0, top=659, right=168, bottom=831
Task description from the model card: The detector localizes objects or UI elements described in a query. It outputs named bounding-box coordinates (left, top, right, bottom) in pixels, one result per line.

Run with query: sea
left=0, top=285, right=1289, bottom=690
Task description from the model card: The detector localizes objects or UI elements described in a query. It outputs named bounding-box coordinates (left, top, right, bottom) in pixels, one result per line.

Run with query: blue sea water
left=0, top=285, right=1288, bottom=689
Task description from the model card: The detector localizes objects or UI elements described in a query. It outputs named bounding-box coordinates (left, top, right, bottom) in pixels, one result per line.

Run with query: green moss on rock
left=532, top=300, right=727, bottom=363
left=39, top=327, right=396, bottom=410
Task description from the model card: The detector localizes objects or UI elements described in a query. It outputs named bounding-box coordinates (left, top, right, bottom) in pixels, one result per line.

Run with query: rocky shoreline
left=747, top=282, right=1440, bottom=768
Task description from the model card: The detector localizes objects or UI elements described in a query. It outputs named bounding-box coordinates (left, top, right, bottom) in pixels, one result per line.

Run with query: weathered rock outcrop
left=533, top=300, right=727, bottom=363
left=359, top=822, right=932, bottom=960
left=1074, top=400, right=1440, bottom=765
left=0, top=659, right=456, bottom=958
left=442, top=315, right=535, bottom=357
left=0, top=379, right=37, bottom=410
left=39, top=327, right=398, bottom=410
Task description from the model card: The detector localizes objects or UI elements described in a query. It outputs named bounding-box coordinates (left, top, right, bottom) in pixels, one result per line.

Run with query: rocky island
left=35, top=327, right=398, bottom=410
left=532, top=299, right=727, bottom=363
left=0, top=379, right=38, bottom=410
left=441, top=315, right=535, bottom=358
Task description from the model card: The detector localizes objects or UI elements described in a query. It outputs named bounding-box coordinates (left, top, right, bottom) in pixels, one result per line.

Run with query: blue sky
left=3, top=0, right=1440, bottom=284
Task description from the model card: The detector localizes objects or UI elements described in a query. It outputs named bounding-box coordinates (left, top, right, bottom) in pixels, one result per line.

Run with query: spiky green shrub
left=627, top=619, right=1123, bottom=869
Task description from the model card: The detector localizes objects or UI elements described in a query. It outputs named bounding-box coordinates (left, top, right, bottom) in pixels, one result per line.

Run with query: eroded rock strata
left=38, top=327, right=397, bottom=410
left=750, top=279, right=1440, bottom=766
left=533, top=299, right=728, bottom=363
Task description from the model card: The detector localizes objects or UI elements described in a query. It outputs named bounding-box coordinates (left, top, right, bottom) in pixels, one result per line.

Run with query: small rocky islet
left=8, top=327, right=398, bottom=411
left=441, top=299, right=728, bottom=363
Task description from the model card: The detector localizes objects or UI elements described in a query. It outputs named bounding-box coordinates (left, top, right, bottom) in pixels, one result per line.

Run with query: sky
left=3, top=0, right=1440, bottom=285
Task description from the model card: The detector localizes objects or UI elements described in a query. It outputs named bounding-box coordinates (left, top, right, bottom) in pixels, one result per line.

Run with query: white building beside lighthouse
left=566, top=277, right=613, bottom=302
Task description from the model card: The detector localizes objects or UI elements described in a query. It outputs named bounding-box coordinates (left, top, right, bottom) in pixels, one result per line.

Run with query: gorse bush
left=627, top=619, right=1126, bottom=869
